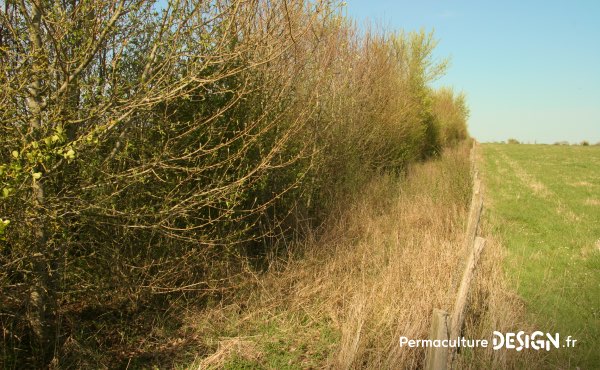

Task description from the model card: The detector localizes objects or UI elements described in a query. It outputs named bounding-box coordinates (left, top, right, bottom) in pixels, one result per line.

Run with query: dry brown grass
left=570, top=181, right=594, bottom=188
left=584, top=198, right=600, bottom=206
left=186, top=142, right=529, bottom=369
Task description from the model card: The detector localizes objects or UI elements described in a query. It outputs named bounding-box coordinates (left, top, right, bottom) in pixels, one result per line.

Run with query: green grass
left=482, top=143, right=600, bottom=368
left=220, top=318, right=338, bottom=369
left=184, top=309, right=340, bottom=369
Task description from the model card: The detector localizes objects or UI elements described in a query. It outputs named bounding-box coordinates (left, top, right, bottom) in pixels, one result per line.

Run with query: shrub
left=431, top=88, right=469, bottom=147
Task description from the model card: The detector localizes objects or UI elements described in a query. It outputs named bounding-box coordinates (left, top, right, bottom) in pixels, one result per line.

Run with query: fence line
left=425, top=142, right=485, bottom=370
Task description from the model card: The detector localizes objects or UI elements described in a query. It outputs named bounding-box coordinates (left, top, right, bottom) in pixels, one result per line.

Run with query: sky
left=345, top=0, right=600, bottom=144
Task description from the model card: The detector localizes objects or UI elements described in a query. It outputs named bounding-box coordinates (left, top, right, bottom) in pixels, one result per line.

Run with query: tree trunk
left=21, top=0, right=57, bottom=363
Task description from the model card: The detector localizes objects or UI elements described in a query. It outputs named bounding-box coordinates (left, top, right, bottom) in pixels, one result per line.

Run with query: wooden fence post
left=464, top=175, right=483, bottom=254
left=425, top=141, right=486, bottom=370
left=448, top=236, right=486, bottom=367
left=424, top=309, right=450, bottom=370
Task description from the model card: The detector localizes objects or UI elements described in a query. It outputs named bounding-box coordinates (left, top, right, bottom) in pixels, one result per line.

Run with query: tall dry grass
left=185, top=142, right=529, bottom=368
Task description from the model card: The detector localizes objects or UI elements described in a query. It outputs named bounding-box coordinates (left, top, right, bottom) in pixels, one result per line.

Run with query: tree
left=1, top=0, right=322, bottom=364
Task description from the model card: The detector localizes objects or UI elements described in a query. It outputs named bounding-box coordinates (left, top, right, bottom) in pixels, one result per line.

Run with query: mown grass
left=482, top=143, right=600, bottom=368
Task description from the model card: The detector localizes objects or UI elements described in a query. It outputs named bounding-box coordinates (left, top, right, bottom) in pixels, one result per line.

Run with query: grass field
left=482, top=143, right=600, bottom=368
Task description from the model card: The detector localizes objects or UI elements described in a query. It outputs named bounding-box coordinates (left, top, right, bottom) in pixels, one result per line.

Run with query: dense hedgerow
left=0, top=0, right=468, bottom=365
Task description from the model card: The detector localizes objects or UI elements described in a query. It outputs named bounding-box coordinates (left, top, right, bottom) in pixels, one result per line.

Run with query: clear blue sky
left=345, top=0, right=600, bottom=144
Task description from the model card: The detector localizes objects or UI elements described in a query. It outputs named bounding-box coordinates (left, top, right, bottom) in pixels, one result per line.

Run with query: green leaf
left=64, top=148, right=75, bottom=159
left=0, top=219, right=9, bottom=237
left=32, top=172, right=42, bottom=180
left=11, top=150, right=19, bottom=158
left=2, top=188, right=9, bottom=198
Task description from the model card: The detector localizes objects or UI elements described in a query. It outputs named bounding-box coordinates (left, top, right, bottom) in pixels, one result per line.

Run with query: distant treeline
left=0, top=0, right=468, bottom=365
left=503, top=139, right=598, bottom=145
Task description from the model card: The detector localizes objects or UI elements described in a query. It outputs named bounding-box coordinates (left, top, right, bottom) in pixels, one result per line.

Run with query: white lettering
left=493, top=331, right=504, bottom=350
left=531, top=331, right=544, bottom=350
left=546, top=333, right=560, bottom=350
left=505, top=332, right=516, bottom=349
left=516, top=331, right=525, bottom=351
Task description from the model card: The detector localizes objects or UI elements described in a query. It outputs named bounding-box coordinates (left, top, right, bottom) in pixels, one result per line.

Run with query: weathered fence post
left=448, top=236, right=486, bottom=367
left=464, top=174, right=483, bottom=254
left=425, top=309, right=450, bottom=370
